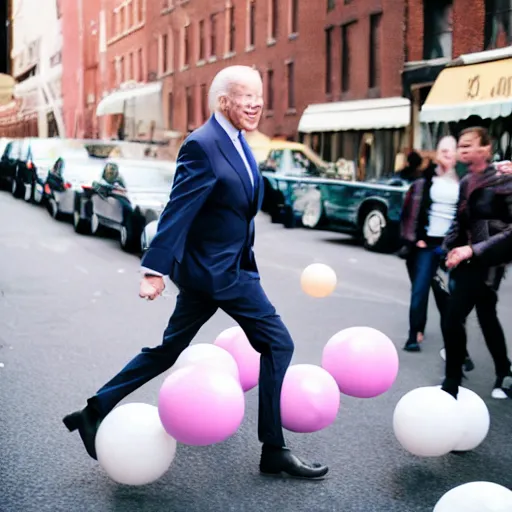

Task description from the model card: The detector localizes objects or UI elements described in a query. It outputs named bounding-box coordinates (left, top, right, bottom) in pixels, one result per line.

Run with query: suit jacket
left=443, top=166, right=512, bottom=268
left=141, top=115, right=264, bottom=298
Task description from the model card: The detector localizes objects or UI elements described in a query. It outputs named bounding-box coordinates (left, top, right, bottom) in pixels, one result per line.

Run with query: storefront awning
left=420, top=57, right=512, bottom=123
left=298, top=97, right=411, bottom=133
left=96, top=82, right=162, bottom=116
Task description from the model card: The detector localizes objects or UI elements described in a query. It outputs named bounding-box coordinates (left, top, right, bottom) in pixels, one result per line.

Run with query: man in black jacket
left=441, top=126, right=512, bottom=400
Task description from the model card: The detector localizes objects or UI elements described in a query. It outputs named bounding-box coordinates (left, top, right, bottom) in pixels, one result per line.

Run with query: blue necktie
left=238, top=131, right=259, bottom=196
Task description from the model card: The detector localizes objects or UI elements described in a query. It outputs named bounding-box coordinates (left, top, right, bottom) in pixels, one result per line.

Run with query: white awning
left=419, top=57, right=512, bottom=123
left=96, top=82, right=162, bottom=116
left=298, top=97, right=411, bottom=133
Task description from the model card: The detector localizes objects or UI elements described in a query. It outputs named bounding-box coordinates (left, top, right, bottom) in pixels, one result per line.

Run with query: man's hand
left=495, top=160, right=512, bottom=175
left=446, top=245, right=473, bottom=269
left=139, top=275, right=165, bottom=300
left=416, top=240, right=427, bottom=248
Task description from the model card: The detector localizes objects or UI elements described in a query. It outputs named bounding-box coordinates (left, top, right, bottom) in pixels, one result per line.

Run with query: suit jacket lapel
left=210, top=117, right=253, bottom=206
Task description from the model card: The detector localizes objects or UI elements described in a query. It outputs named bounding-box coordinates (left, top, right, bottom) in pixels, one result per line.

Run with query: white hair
left=208, top=65, right=262, bottom=113
left=437, top=135, right=457, bottom=151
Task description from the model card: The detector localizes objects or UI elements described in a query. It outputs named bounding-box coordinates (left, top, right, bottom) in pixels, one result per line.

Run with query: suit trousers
left=87, top=273, right=294, bottom=447
left=442, top=262, right=511, bottom=386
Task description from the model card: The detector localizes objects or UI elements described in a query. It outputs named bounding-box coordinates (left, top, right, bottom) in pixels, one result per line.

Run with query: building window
left=290, top=0, right=299, bottom=34
left=267, top=69, right=274, bottom=110
left=228, top=5, right=236, bottom=53
left=327, top=0, right=335, bottom=11
left=210, top=13, right=217, bottom=57
left=186, top=86, right=194, bottom=130
left=424, top=0, right=453, bottom=59
left=286, top=61, right=295, bottom=109
left=325, top=26, right=333, bottom=94
left=119, top=56, right=124, bottom=83
left=111, top=60, right=116, bottom=87
left=341, top=22, right=353, bottom=92
left=162, top=33, right=168, bottom=74
left=201, top=83, right=208, bottom=121
left=120, top=6, right=125, bottom=32
left=138, top=48, right=143, bottom=81
left=199, top=20, right=205, bottom=60
left=485, top=0, right=512, bottom=50
left=126, top=1, right=132, bottom=28
left=369, top=13, right=382, bottom=89
left=112, top=11, right=117, bottom=38
left=138, top=0, right=144, bottom=23
left=168, top=92, right=173, bottom=129
left=129, top=52, right=134, bottom=79
left=249, top=0, right=256, bottom=47
left=269, top=0, right=278, bottom=40
left=184, top=24, right=190, bottom=66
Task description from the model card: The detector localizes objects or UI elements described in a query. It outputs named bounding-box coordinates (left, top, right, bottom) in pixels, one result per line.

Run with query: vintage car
left=250, top=138, right=409, bottom=252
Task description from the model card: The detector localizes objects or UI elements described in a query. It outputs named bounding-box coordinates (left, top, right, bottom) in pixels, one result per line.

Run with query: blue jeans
left=406, top=247, right=448, bottom=344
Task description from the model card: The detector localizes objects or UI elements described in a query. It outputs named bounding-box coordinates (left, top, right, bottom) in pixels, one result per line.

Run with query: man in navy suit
left=64, top=65, right=328, bottom=480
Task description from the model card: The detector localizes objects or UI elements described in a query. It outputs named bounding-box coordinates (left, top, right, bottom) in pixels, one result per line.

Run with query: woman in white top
left=399, top=137, right=474, bottom=371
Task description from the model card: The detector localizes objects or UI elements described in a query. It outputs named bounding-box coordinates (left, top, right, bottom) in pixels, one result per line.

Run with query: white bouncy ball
left=171, top=343, right=240, bottom=383
left=393, top=386, right=464, bottom=457
left=300, top=263, right=337, bottom=298
left=95, top=403, right=177, bottom=485
left=433, top=481, right=512, bottom=512
left=451, top=387, right=490, bottom=452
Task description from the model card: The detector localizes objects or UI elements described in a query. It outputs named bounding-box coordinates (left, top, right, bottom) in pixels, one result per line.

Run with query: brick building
left=93, top=0, right=411, bottom=180
left=79, top=0, right=512, bottom=175
left=403, top=0, right=512, bottom=156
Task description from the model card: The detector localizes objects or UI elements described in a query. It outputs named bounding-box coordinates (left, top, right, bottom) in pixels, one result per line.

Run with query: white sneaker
left=440, top=348, right=446, bottom=361
left=492, top=388, right=508, bottom=399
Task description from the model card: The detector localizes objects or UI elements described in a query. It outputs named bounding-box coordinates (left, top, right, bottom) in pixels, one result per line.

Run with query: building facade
left=95, top=0, right=410, bottom=179
left=403, top=0, right=512, bottom=153
left=1, top=0, right=64, bottom=137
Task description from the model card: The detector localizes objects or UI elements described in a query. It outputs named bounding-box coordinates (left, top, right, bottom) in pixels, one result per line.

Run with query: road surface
left=1, top=191, right=511, bottom=512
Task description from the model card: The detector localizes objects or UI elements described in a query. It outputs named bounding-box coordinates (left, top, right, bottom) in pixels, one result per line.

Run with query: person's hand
left=446, top=245, right=473, bottom=269
left=416, top=240, right=427, bottom=248
left=139, top=275, right=165, bottom=300
left=496, top=160, right=512, bottom=175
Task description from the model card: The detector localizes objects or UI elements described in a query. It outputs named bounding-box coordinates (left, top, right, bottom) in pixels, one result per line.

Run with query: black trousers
left=442, top=262, right=511, bottom=386
left=88, top=273, right=294, bottom=447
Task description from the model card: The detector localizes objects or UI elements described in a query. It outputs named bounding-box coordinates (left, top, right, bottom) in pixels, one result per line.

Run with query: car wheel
left=73, top=208, right=91, bottom=235
left=362, top=207, right=389, bottom=251
left=90, top=212, right=100, bottom=235
left=302, top=197, right=323, bottom=229
left=120, top=216, right=141, bottom=253
left=47, top=197, right=61, bottom=220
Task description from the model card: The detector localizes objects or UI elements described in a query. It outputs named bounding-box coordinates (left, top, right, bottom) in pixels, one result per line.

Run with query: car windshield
left=117, top=164, right=174, bottom=190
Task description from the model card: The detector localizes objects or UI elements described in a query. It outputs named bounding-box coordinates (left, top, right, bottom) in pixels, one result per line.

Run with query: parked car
left=0, top=138, right=21, bottom=187
left=43, top=151, right=106, bottom=220
left=255, top=140, right=409, bottom=252
left=74, top=158, right=175, bottom=253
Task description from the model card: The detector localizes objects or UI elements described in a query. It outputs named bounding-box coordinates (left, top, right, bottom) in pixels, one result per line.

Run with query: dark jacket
left=141, top=115, right=264, bottom=300
left=443, top=166, right=512, bottom=268
left=399, top=163, right=438, bottom=246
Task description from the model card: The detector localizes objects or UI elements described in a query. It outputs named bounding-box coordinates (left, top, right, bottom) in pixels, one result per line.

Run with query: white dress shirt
left=141, top=112, right=254, bottom=277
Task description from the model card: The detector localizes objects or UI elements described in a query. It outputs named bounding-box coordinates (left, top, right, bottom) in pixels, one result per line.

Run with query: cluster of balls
left=94, top=263, right=399, bottom=486
left=93, top=263, right=512, bottom=510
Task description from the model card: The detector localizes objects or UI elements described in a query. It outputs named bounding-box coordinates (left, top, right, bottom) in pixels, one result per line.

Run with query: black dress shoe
left=403, top=341, right=421, bottom=352
left=63, top=406, right=102, bottom=460
left=259, top=445, right=328, bottom=479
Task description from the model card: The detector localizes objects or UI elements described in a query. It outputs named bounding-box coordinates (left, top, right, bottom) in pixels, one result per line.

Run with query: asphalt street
left=1, top=190, right=511, bottom=512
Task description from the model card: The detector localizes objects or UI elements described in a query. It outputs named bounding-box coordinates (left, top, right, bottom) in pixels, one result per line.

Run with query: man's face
left=221, top=75, right=264, bottom=132
left=457, top=132, right=491, bottom=169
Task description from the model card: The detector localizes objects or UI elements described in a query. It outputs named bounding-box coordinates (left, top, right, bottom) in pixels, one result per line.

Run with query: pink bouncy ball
left=322, top=326, right=399, bottom=398
left=214, top=326, right=260, bottom=391
left=158, top=366, right=245, bottom=445
left=280, top=364, right=340, bottom=433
